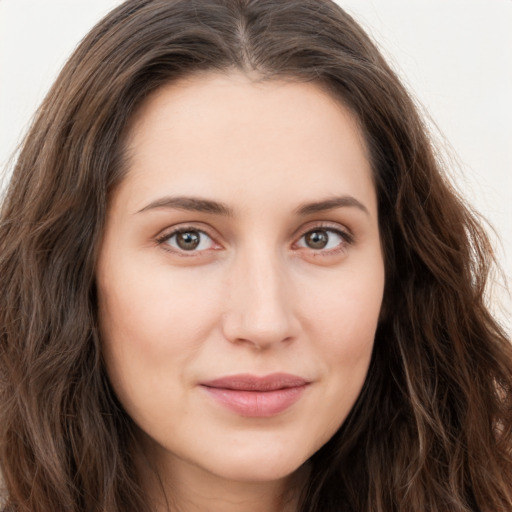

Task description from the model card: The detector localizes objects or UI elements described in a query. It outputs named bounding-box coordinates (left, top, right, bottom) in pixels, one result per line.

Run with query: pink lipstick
left=200, top=373, right=309, bottom=417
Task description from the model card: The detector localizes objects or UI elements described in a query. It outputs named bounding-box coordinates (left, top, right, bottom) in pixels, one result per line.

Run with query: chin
left=204, top=447, right=311, bottom=484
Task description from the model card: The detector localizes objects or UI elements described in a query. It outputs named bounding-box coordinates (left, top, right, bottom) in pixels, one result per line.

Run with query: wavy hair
left=1, top=1, right=511, bottom=511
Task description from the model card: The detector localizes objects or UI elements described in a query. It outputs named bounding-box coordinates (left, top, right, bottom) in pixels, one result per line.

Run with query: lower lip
left=201, top=385, right=308, bottom=417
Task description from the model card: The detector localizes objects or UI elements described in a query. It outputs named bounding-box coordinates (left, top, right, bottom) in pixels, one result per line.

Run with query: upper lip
left=200, top=373, right=309, bottom=391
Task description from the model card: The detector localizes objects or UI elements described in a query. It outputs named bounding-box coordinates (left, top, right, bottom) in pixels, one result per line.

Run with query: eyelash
left=294, top=224, right=354, bottom=256
left=155, top=223, right=354, bottom=257
left=155, top=226, right=220, bottom=256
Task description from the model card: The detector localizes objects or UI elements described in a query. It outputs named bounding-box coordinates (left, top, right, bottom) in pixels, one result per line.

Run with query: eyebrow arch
left=136, top=196, right=234, bottom=216
left=295, top=196, right=369, bottom=216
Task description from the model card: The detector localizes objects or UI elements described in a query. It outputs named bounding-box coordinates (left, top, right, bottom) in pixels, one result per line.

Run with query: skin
left=96, top=71, right=385, bottom=512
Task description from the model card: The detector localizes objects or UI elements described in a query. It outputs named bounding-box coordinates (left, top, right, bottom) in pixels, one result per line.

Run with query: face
left=96, top=72, right=385, bottom=487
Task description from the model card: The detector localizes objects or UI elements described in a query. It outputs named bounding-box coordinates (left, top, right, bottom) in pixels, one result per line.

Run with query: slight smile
left=200, top=373, right=311, bottom=417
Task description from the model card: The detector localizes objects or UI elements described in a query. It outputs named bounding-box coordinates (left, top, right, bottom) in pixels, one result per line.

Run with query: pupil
left=177, top=231, right=200, bottom=250
left=306, top=230, right=328, bottom=249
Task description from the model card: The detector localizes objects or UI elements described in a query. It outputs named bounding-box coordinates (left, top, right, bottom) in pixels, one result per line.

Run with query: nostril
left=221, top=304, right=297, bottom=349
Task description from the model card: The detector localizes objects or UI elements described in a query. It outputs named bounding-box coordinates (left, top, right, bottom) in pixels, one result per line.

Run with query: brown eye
left=176, top=231, right=201, bottom=250
left=163, top=229, right=215, bottom=252
left=304, top=230, right=329, bottom=249
left=297, top=228, right=347, bottom=251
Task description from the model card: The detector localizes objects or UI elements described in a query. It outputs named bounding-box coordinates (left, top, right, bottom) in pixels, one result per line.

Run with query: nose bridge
left=222, top=242, right=295, bottom=348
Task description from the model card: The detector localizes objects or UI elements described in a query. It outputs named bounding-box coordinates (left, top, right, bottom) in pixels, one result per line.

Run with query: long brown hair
left=1, top=1, right=511, bottom=510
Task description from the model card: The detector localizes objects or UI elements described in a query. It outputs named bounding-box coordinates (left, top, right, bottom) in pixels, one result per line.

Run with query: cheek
left=99, top=255, right=218, bottom=347
left=303, top=265, right=384, bottom=347
left=301, top=266, right=383, bottom=408
left=96, top=260, right=221, bottom=412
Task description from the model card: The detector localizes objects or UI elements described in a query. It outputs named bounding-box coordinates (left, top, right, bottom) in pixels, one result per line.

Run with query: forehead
left=126, top=71, right=368, bottom=155
left=115, top=71, right=376, bottom=216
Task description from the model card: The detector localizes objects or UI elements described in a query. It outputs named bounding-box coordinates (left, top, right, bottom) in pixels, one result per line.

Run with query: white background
left=0, top=0, right=510, bottom=328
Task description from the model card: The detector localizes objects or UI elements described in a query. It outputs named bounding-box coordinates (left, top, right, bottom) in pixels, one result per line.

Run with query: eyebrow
left=136, top=196, right=234, bottom=216
left=136, top=194, right=369, bottom=217
left=294, top=196, right=369, bottom=216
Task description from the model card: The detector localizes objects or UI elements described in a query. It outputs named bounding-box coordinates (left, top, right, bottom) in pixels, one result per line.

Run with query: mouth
left=199, top=373, right=310, bottom=417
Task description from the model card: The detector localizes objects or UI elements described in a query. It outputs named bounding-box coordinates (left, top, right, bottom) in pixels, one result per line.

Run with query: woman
left=1, top=0, right=511, bottom=511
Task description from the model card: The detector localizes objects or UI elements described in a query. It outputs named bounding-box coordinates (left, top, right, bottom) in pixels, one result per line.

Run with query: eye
left=296, top=228, right=349, bottom=251
left=158, top=228, right=217, bottom=253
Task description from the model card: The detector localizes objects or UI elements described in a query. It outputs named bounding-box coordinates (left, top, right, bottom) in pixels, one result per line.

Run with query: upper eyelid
left=156, top=223, right=217, bottom=241
left=293, top=221, right=353, bottom=240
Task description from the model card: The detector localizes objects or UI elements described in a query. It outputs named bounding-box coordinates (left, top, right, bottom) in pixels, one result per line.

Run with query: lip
left=199, top=373, right=310, bottom=417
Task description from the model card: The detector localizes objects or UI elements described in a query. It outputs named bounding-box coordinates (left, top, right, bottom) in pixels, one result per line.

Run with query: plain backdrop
left=0, top=0, right=511, bottom=328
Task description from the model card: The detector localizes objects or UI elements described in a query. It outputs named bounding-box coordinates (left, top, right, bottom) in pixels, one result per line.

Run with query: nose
left=221, top=248, right=298, bottom=350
